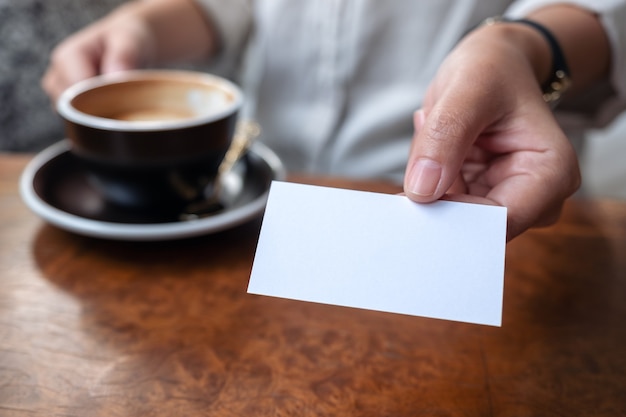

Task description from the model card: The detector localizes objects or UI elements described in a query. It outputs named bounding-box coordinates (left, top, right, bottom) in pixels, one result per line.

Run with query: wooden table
left=1, top=152, right=625, bottom=416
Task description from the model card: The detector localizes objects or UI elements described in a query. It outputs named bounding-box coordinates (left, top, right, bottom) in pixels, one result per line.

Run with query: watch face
left=543, top=70, right=571, bottom=104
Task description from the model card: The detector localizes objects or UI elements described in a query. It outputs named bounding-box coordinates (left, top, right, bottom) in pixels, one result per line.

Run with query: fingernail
left=406, top=158, right=442, bottom=197
left=413, top=109, right=425, bottom=128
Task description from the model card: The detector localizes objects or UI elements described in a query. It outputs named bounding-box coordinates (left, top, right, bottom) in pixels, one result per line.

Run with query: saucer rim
left=19, top=140, right=286, bottom=241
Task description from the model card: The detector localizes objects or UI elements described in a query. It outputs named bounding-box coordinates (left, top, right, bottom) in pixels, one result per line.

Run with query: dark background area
left=0, top=0, right=128, bottom=152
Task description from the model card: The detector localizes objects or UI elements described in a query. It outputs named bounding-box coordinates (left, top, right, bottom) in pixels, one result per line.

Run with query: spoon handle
left=178, top=120, right=261, bottom=221
left=218, top=121, right=261, bottom=176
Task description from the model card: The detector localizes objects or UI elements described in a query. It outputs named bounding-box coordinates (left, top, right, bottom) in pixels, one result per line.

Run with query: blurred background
left=0, top=0, right=127, bottom=152
left=1, top=0, right=624, bottom=199
left=579, top=112, right=626, bottom=200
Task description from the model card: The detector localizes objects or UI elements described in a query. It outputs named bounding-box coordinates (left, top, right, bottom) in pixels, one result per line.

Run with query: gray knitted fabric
left=0, top=0, right=127, bottom=152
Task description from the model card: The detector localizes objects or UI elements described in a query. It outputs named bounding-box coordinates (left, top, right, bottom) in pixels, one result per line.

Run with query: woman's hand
left=404, top=22, right=582, bottom=241
left=42, top=0, right=217, bottom=102
left=41, top=4, right=155, bottom=101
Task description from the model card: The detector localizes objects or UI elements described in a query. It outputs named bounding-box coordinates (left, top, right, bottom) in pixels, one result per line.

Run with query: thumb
left=403, top=105, right=487, bottom=203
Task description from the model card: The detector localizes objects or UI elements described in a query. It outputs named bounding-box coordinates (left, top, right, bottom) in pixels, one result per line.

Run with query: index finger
left=42, top=38, right=102, bottom=102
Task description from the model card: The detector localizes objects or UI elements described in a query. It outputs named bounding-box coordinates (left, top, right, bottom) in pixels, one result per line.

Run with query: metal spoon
left=179, top=120, right=261, bottom=221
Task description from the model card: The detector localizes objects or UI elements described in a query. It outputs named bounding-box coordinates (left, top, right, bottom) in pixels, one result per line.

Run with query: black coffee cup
left=56, top=70, right=243, bottom=215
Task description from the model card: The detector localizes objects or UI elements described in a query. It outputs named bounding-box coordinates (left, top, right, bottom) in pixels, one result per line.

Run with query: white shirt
left=195, top=0, right=626, bottom=183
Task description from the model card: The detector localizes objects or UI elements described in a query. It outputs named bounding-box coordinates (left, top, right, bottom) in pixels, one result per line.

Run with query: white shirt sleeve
left=192, top=0, right=253, bottom=73
left=505, top=0, right=626, bottom=126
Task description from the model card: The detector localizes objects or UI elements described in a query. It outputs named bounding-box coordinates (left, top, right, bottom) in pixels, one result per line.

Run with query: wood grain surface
left=1, top=153, right=625, bottom=416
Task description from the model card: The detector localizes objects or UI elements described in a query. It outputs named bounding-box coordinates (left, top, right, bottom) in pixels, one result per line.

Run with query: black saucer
left=20, top=140, right=285, bottom=240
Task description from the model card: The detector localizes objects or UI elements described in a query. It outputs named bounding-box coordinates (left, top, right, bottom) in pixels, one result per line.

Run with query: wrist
left=469, top=17, right=571, bottom=105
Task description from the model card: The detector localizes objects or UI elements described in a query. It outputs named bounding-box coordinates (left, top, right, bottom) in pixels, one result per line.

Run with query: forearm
left=469, top=4, right=611, bottom=104
left=526, top=5, right=611, bottom=97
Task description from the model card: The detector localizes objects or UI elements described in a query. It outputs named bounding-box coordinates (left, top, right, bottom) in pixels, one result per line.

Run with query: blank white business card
left=248, top=181, right=507, bottom=326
